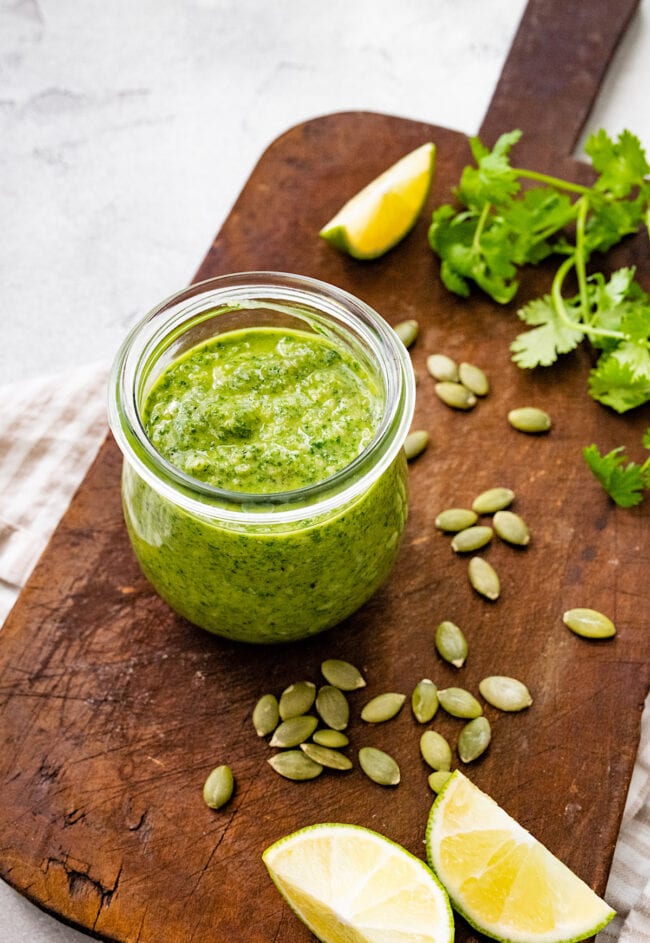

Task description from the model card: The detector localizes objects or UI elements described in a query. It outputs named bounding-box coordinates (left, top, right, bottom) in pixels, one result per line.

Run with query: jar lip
left=108, top=271, right=415, bottom=524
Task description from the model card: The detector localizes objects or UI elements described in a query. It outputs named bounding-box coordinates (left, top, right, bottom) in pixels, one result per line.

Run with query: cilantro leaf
left=511, top=295, right=584, bottom=367
left=458, top=130, right=522, bottom=208
left=585, top=129, right=650, bottom=197
left=583, top=444, right=647, bottom=507
left=588, top=350, right=650, bottom=412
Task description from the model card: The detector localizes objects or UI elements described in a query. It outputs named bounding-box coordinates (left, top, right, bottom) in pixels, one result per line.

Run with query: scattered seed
left=278, top=681, right=317, bottom=720
left=202, top=765, right=235, bottom=810
left=312, top=728, right=350, bottom=748
left=451, top=525, right=493, bottom=554
left=428, top=770, right=453, bottom=793
left=426, top=353, right=459, bottom=383
left=321, top=659, right=366, bottom=691
left=563, top=607, right=616, bottom=639
left=358, top=747, right=400, bottom=786
left=468, top=556, right=500, bottom=600
left=435, top=381, right=477, bottom=411
left=435, top=508, right=478, bottom=532
left=420, top=730, right=452, bottom=771
left=508, top=406, right=551, bottom=434
left=361, top=692, right=406, bottom=724
left=269, top=715, right=318, bottom=748
left=493, top=510, right=530, bottom=547
left=479, top=676, right=533, bottom=712
left=458, top=362, right=489, bottom=397
left=315, top=685, right=350, bottom=731
left=404, top=430, right=430, bottom=461
left=411, top=679, right=439, bottom=724
left=252, top=693, right=280, bottom=737
left=472, top=487, right=515, bottom=514
left=438, top=687, right=483, bottom=719
left=268, top=750, right=323, bottom=781
left=300, top=742, right=353, bottom=771
left=435, top=620, right=468, bottom=668
left=394, top=319, right=419, bottom=348
left=458, top=716, right=492, bottom=763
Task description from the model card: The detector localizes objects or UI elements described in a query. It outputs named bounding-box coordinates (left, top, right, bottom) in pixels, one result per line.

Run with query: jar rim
left=108, top=272, right=415, bottom=525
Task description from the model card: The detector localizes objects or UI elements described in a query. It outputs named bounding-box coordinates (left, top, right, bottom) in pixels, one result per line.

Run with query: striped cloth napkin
left=0, top=363, right=648, bottom=942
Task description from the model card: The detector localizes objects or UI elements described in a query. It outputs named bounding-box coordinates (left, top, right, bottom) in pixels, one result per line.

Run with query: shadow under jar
left=108, top=272, right=415, bottom=643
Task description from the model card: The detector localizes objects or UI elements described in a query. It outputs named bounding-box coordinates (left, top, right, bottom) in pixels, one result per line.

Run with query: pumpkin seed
left=361, top=692, right=406, bottom=724
left=508, top=406, right=551, bottom=433
left=420, top=730, right=452, bottom=771
left=428, top=770, right=453, bottom=793
left=435, top=508, right=478, bottom=532
left=411, top=679, right=439, bottom=724
left=468, top=556, right=500, bottom=600
left=358, top=747, right=400, bottom=786
left=278, top=681, right=317, bottom=720
left=300, top=742, right=353, bottom=771
left=404, top=430, right=430, bottom=461
left=202, top=765, right=235, bottom=809
left=458, top=362, right=489, bottom=396
left=312, top=728, right=350, bottom=748
left=562, top=607, right=616, bottom=639
left=451, top=525, right=493, bottom=554
left=252, top=693, right=280, bottom=737
left=426, top=353, right=459, bottom=383
left=394, top=319, right=419, bottom=348
left=458, top=716, right=492, bottom=763
left=315, top=685, right=350, bottom=731
left=438, top=687, right=483, bottom=719
left=435, top=620, right=468, bottom=668
left=321, top=659, right=366, bottom=691
left=269, top=714, right=318, bottom=748
left=479, top=675, right=533, bottom=712
left=268, top=750, right=323, bottom=781
left=493, top=510, right=530, bottom=546
left=471, top=487, right=515, bottom=514
left=435, top=381, right=477, bottom=411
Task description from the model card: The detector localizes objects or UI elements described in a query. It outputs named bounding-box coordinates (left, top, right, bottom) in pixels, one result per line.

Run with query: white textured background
left=1, top=0, right=650, bottom=939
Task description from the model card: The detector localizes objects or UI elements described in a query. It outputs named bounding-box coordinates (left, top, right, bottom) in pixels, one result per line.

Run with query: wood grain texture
left=1, top=1, right=649, bottom=940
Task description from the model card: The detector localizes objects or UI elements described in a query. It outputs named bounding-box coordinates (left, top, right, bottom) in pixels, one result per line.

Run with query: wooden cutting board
left=1, top=1, right=648, bottom=940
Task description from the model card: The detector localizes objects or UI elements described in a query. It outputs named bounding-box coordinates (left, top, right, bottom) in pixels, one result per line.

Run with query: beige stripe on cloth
left=0, top=362, right=648, bottom=941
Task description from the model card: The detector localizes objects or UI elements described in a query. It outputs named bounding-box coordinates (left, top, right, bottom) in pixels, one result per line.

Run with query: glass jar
left=108, top=272, right=415, bottom=643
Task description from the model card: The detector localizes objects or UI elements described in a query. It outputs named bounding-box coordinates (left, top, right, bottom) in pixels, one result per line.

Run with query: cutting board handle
left=479, top=0, right=640, bottom=160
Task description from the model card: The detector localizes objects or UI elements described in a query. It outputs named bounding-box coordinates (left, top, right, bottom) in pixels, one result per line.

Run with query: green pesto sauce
left=143, top=327, right=382, bottom=493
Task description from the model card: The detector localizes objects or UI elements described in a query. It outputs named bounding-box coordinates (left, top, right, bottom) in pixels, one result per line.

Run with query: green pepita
left=493, top=510, right=530, bottom=546
left=202, top=765, right=235, bottom=810
left=268, top=750, right=323, bottom=781
left=468, top=556, right=500, bottom=601
left=394, top=319, right=419, bottom=348
left=458, top=716, right=492, bottom=763
left=420, top=730, right=452, bottom=771
left=315, top=685, right=350, bottom=731
left=562, top=607, right=616, bottom=639
left=252, top=693, right=280, bottom=737
left=434, top=508, right=478, bottom=532
left=426, top=353, right=459, bottom=383
left=435, top=620, right=468, bottom=668
left=451, top=525, right=493, bottom=554
left=471, top=487, right=515, bottom=514
left=428, top=770, right=453, bottom=793
left=361, top=692, right=406, bottom=724
left=269, top=714, right=318, bottom=748
left=479, top=676, right=533, bottom=712
left=435, top=381, right=477, bottom=411
left=438, top=687, right=483, bottom=719
left=278, top=681, right=316, bottom=720
left=404, top=430, right=430, bottom=461
left=300, top=742, right=353, bottom=771
left=321, top=659, right=366, bottom=691
left=358, top=747, right=400, bottom=786
left=508, top=406, right=551, bottom=434
left=411, top=679, right=439, bottom=724
left=312, top=728, right=350, bottom=748
left=458, top=362, right=489, bottom=397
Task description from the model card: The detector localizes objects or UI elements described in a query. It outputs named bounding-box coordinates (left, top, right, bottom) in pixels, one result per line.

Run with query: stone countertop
left=1, top=0, right=649, bottom=939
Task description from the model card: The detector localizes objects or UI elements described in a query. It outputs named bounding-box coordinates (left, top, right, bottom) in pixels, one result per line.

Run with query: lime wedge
left=263, top=822, right=454, bottom=943
left=426, top=771, right=615, bottom=943
left=320, top=142, right=436, bottom=259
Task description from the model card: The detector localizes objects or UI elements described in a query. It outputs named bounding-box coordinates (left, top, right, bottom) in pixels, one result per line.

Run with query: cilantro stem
left=551, top=255, right=626, bottom=342
left=472, top=202, right=491, bottom=253
left=574, top=196, right=590, bottom=321
left=511, top=167, right=591, bottom=196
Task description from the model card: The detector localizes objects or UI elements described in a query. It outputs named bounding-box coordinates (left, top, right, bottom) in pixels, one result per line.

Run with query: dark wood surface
left=1, top=1, right=648, bottom=940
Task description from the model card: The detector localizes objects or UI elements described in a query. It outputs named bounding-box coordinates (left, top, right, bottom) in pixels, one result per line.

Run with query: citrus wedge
left=320, top=142, right=435, bottom=259
left=263, top=822, right=454, bottom=943
left=426, top=772, right=615, bottom=943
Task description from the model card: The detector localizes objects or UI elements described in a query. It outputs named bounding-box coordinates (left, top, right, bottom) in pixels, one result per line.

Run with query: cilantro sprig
left=583, top=441, right=650, bottom=507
